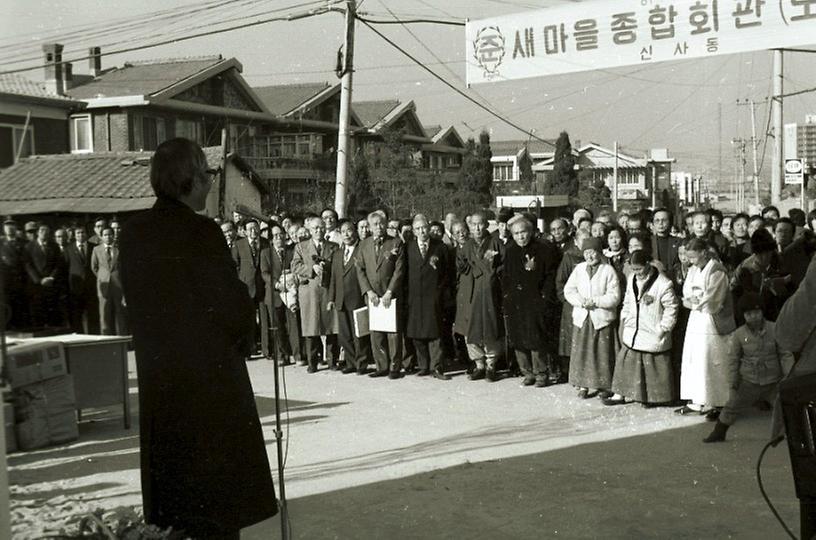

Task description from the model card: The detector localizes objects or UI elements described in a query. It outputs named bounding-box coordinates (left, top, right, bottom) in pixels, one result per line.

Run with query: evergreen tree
left=347, top=148, right=376, bottom=216
left=459, top=131, right=494, bottom=205
left=546, top=131, right=578, bottom=197
left=518, top=150, right=534, bottom=189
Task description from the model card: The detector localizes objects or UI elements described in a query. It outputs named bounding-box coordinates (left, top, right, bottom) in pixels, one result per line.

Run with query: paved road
left=9, top=356, right=802, bottom=539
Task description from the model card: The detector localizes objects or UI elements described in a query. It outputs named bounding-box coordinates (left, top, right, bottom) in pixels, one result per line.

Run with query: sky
left=2, top=0, right=816, bottom=188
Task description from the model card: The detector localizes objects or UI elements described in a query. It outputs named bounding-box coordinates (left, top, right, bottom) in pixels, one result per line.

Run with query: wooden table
left=8, top=334, right=132, bottom=429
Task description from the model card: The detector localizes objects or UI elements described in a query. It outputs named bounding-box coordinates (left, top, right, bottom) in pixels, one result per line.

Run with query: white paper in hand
left=368, top=297, right=398, bottom=333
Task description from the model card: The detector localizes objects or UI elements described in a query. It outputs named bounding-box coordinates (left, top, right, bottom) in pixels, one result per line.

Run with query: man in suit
left=405, top=214, right=451, bottom=380
left=24, top=224, right=62, bottom=327
left=91, top=227, right=127, bottom=335
left=120, top=138, right=276, bottom=538
left=53, top=227, right=71, bottom=326
left=328, top=219, right=372, bottom=374
left=650, top=208, right=682, bottom=280
left=232, top=219, right=270, bottom=358
left=321, top=208, right=343, bottom=245
left=88, top=217, right=107, bottom=245
left=356, top=211, right=405, bottom=378
left=65, top=225, right=100, bottom=334
left=1, top=218, right=29, bottom=329
left=260, top=223, right=301, bottom=365
left=291, top=216, right=339, bottom=372
left=442, top=212, right=458, bottom=247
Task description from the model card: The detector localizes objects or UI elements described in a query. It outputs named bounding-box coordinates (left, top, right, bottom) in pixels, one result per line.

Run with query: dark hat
left=2, top=216, right=15, bottom=225
left=750, top=228, right=776, bottom=254
left=24, top=221, right=38, bottom=232
left=498, top=207, right=514, bottom=224
left=581, top=237, right=603, bottom=253
left=738, top=292, right=763, bottom=313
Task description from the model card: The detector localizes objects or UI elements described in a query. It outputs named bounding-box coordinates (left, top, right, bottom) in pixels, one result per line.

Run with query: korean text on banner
left=466, top=0, right=816, bottom=84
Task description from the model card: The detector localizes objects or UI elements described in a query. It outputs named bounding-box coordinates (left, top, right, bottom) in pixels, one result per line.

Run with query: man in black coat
left=327, top=219, right=372, bottom=374
left=405, top=214, right=452, bottom=380
left=1, top=218, right=29, bottom=329
left=24, top=223, right=62, bottom=327
left=260, top=222, right=301, bottom=365
left=65, top=225, right=99, bottom=333
left=120, top=138, right=277, bottom=538
left=650, top=208, right=682, bottom=281
left=232, top=218, right=271, bottom=358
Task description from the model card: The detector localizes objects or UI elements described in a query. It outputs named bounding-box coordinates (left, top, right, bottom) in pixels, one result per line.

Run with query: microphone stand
left=271, top=275, right=289, bottom=540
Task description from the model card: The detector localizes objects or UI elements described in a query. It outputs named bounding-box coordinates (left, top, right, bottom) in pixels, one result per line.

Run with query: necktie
left=277, top=249, right=284, bottom=263
left=106, top=246, right=112, bottom=264
left=375, top=238, right=383, bottom=256
left=344, top=246, right=352, bottom=264
left=419, top=242, right=427, bottom=259
left=250, top=241, right=257, bottom=262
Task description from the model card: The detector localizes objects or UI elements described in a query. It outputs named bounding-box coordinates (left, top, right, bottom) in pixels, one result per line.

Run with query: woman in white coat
left=676, top=237, right=736, bottom=415
left=606, top=250, right=679, bottom=406
left=564, top=237, right=622, bottom=398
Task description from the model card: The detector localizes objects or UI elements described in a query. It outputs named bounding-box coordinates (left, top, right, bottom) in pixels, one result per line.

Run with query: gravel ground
left=8, top=354, right=801, bottom=539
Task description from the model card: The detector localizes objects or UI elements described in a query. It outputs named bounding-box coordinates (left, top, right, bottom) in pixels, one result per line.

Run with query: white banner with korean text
left=466, top=0, right=816, bottom=84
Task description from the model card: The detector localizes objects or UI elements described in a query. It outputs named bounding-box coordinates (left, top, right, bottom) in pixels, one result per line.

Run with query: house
left=51, top=43, right=274, bottom=154
left=490, top=139, right=556, bottom=184
left=533, top=143, right=675, bottom=210
left=422, top=125, right=466, bottom=171
left=0, top=72, right=84, bottom=168
left=0, top=146, right=266, bottom=224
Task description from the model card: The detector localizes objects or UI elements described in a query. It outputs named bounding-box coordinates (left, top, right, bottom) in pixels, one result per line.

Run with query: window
left=265, top=133, right=320, bottom=159
left=70, top=115, right=92, bottom=153
left=493, top=163, right=514, bottom=181
left=141, top=116, right=166, bottom=151
left=0, top=124, right=34, bottom=167
left=175, top=118, right=203, bottom=144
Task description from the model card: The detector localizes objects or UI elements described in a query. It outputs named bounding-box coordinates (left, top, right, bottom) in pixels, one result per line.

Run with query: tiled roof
left=0, top=73, right=79, bottom=102
left=66, top=57, right=224, bottom=99
left=0, top=147, right=249, bottom=215
left=353, top=100, right=401, bottom=128
left=424, top=125, right=442, bottom=138
left=253, top=82, right=331, bottom=116
left=490, top=138, right=557, bottom=156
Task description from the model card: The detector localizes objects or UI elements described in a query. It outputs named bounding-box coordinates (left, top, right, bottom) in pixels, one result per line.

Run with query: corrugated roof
left=253, top=82, right=331, bottom=116
left=490, top=138, right=557, bottom=156
left=0, top=73, right=79, bottom=102
left=0, top=147, right=255, bottom=215
left=353, top=100, right=401, bottom=128
left=66, top=57, right=224, bottom=99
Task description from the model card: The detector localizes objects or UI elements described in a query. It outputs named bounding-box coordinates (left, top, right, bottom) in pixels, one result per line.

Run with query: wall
left=205, top=160, right=262, bottom=218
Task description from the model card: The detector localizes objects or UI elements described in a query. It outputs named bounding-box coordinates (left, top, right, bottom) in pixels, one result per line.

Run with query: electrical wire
left=756, top=437, right=798, bottom=539
left=356, top=15, right=463, bottom=26
left=0, top=3, right=335, bottom=76
left=359, top=18, right=551, bottom=145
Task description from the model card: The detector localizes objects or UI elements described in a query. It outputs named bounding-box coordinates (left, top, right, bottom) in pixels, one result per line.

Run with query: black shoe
left=485, top=369, right=497, bottom=382
left=641, top=402, right=659, bottom=409
left=342, top=366, right=357, bottom=374
left=535, top=378, right=550, bottom=388
left=556, top=374, right=568, bottom=384
left=307, top=366, right=317, bottom=374
left=432, top=369, right=451, bottom=381
left=388, top=370, right=403, bottom=379
left=404, top=366, right=417, bottom=375
left=369, top=370, right=388, bottom=378
left=416, top=369, right=431, bottom=377
left=602, top=397, right=627, bottom=406
left=469, top=369, right=485, bottom=381
left=703, top=421, right=729, bottom=443
left=674, top=405, right=703, bottom=416
left=521, top=376, right=536, bottom=387
left=598, top=390, right=613, bottom=399
left=705, top=409, right=721, bottom=422
left=357, top=366, right=370, bottom=375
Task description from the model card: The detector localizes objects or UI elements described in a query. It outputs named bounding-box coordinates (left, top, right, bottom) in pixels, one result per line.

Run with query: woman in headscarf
left=605, top=250, right=679, bottom=406
left=675, top=237, right=736, bottom=415
left=563, top=237, right=622, bottom=398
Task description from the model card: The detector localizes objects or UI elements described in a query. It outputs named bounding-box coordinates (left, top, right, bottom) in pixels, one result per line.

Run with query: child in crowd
left=703, top=292, right=794, bottom=443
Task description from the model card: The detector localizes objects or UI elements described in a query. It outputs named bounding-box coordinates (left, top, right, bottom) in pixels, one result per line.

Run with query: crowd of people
left=3, top=200, right=815, bottom=444
left=213, top=202, right=815, bottom=443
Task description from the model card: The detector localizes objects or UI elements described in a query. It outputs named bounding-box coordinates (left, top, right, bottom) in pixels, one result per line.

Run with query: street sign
left=785, top=158, right=804, bottom=185
left=467, top=0, right=816, bottom=84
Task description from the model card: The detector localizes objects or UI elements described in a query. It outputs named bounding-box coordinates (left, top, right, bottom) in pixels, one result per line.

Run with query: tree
left=374, top=128, right=421, bottom=217
left=571, top=169, right=611, bottom=212
left=459, top=130, right=493, bottom=205
left=347, top=149, right=376, bottom=216
left=518, top=149, right=534, bottom=190
left=546, top=131, right=578, bottom=197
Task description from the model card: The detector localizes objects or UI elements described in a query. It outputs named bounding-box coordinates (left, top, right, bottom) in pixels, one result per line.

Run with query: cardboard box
left=4, top=342, right=67, bottom=388
left=13, top=374, right=78, bottom=451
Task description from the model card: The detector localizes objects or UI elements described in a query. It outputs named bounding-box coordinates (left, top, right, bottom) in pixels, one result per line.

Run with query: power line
left=359, top=18, right=551, bottom=145
left=0, top=4, right=335, bottom=76
left=356, top=15, right=463, bottom=26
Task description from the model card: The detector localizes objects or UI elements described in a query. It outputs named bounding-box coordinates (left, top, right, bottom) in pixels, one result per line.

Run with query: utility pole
left=718, top=102, right=723, bottom=187
left=334, top=0, right=356, bottom=218
left=737, top=98, right=761, bottom=207
left=612, top=141, right=619, bottom=212
left=771, top=49, right=784, bottom=204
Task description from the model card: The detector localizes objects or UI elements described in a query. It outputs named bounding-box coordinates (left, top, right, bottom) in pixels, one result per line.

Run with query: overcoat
left=457, top=234, right=504, bottom=343
left=406, top=238, right=450, bottom=339
left=555, top=245, right=584, bottom=356
left=502, top=240, right=559, bottom=350
left=328, top=242, right=365, bottom=311
left=231, top=236, right=267, bottom=302
left=453, top=244, right=474, bottom=335
left=119, top=197, right=276, bottom=535
left=291, top=238, right=338, bottom=336
left=260, top=244, right=294, bottom=309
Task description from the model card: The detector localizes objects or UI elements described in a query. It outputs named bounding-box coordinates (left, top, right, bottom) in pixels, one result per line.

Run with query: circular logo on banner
left=473, top=26, right=505, bottom=80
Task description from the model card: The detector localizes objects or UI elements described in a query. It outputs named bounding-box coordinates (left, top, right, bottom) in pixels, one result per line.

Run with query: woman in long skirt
left=563, top=237, right=622, bottom=398
left=606, top=250, right=679, bottom=406
left=676, top=237, right=736, bottom=415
